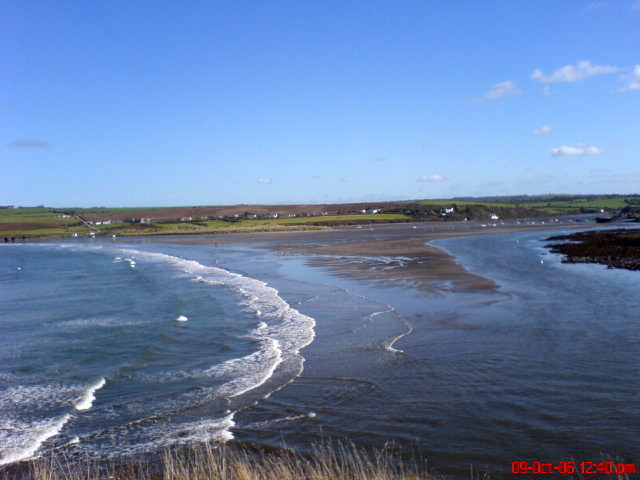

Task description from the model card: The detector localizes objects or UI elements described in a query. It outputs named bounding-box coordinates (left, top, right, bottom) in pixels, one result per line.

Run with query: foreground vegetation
left=3, top=441, right=634, bottom=480
left=4, top=442, right=428, bottom=480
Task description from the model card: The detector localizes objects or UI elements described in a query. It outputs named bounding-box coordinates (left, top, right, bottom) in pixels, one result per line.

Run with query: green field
left=421, top=195, right=640, bottom=213
left=519, top=196, right=638, bottom=210
left=0, top=210, right=412, bottom=238
left=108, top=214, right=411, bottom=236
left=2, top=195, right=637, bottom=239
left=418, top=200, right=515, bottom=208
left=0, top=208, right=84, bottom=238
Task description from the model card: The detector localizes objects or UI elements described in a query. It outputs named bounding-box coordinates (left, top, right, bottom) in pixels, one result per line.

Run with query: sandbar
left=164, top=219, right=594, bottom=293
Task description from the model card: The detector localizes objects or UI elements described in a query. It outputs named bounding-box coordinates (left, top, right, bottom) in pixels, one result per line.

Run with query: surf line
left=378, top=305, right=413, bottom=354
left=74, top=377, right=106, bottom=411
left=0, top=414, right=72, bottom=467
left=115, top=248, right=317, bottom=399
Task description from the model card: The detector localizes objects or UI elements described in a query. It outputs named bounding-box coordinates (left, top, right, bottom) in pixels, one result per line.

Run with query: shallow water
left=1, top=228, right=638, bottom=477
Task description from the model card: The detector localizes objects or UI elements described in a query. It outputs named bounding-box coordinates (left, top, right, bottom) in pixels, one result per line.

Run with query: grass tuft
left=1, top=442, right=635, bottom=480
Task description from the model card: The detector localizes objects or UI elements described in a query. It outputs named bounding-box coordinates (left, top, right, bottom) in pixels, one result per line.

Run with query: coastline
left=546, top=227, right=640, bottom=271
left=4, top=218, right=638, bottom=479
left=155, top=219, right=595, bottom=293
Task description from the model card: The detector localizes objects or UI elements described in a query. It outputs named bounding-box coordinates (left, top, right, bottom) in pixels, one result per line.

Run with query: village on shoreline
left=2, top=194, right=639, bottom=240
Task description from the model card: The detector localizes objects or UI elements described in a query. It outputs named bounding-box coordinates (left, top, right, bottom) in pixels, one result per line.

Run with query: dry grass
left=6, top=442, right=431, bottom=480
left=3, top=443, right=635, bottom=480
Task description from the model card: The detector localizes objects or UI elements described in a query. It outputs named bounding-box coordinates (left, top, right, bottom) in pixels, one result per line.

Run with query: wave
left=116, top=248, right=316, bottom=399
left=204, top=338, right=283, bottom=398
left=74, top=378, right=106, bottom=411
left=162, top=413, right=236, bottom=445
left=0, top=414, right=71, bottom=466
left=384, top=320, right=413, bottom=354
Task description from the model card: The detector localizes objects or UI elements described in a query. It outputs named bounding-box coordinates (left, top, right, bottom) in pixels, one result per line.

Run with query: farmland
left=1, top=194, right=637, bottom=239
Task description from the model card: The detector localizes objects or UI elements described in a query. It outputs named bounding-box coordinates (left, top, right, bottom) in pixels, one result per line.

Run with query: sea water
left=0, top=240, right=315, bottom=465
left=1, top=229, right=638, bottom=478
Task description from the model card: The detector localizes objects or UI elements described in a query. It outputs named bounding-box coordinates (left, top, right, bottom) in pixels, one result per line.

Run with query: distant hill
left=2, top=194, right=638, bottom=238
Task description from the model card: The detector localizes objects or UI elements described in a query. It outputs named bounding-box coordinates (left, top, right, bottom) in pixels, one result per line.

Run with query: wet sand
left=161, top=219, right=593, bottom=293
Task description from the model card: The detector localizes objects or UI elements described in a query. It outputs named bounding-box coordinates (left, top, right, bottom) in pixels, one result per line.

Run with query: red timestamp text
left=511, top=461, right=637, bottom=475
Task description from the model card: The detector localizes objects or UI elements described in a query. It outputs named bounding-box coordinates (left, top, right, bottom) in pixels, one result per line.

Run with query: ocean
left=1, top=227, right=638, bottom=477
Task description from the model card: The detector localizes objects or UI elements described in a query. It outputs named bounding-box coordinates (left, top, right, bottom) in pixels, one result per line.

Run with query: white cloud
left=373, top=157, right=386, bottom=162
left=531, top=61, right=619, bottom=83
left=532, top=125, right=553, bottom=135
left=619, top=65, right=640, bottom=91
left=419, top=174, right=446, bottom=182
left=550, top=143, right=604, bottom=156
left=480, top=81, right=522, bottom=101
left=257, top=178, right=273, bottom=184
left=7, top=139, right=49, bottom=148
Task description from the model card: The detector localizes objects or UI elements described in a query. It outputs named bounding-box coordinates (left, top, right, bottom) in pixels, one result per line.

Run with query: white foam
left=204, top=338, right=283, bottom=397
left=120, top=257, right=136, bottom=268
left=0, top=414, right=71, bottom=466
left=0, top=384, right=82, bottom=409
left=385, top=318, right=413, bottom=354
left=74, top=377, right=106, bottom=411
left=366, top=306, right=413, bottom=354
left=163, top=413, right=235, bottom=445
left=116, top=248, right=316, bottom=400
left=176, top=315, right=188, bottom=322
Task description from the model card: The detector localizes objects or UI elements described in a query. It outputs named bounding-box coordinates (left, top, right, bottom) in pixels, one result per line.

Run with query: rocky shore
left=546, top=228, right=640, bottom=271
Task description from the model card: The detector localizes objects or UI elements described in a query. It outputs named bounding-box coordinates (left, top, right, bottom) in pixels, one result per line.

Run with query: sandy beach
left=165, top=218, right=592, bottom=293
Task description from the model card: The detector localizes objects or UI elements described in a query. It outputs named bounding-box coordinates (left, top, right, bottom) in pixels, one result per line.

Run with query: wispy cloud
left=619, top=65, right=640, bottom=91
left=418, top=174, right=446, bottom=182
left=478, top=81, right=522, bottom=102
left=589, top=168, right=611, bottom=176
left=7, top=139, right=49, bottom=148
left=631, top=1, right=640, bottom=11
left=257, top=178, right=273, bottom=184
left=373, top=157, right=386, bottom=162
left=531, top=61, right=619, bottom=83
left=585, top=1, right=610, bottom=12
left=550, top=143, right=604, bottom=156
left=532, top=125, right=553, bottom=135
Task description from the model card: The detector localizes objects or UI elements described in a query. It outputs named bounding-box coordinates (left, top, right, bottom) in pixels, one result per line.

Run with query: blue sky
left=2, top=1, right=639, bottom=207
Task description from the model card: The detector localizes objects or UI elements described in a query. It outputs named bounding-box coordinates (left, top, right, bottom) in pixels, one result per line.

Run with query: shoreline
left=4, top=218, right=636, bottom=479
left=546, top=228, right=640, bottom=271
left=151, top=219, right=598, bottom=294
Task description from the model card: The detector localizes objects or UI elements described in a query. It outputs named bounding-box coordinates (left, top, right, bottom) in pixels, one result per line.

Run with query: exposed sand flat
left=165, top=219, right=593, bottom=293
left=275, top=235, right=497, bottom=292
